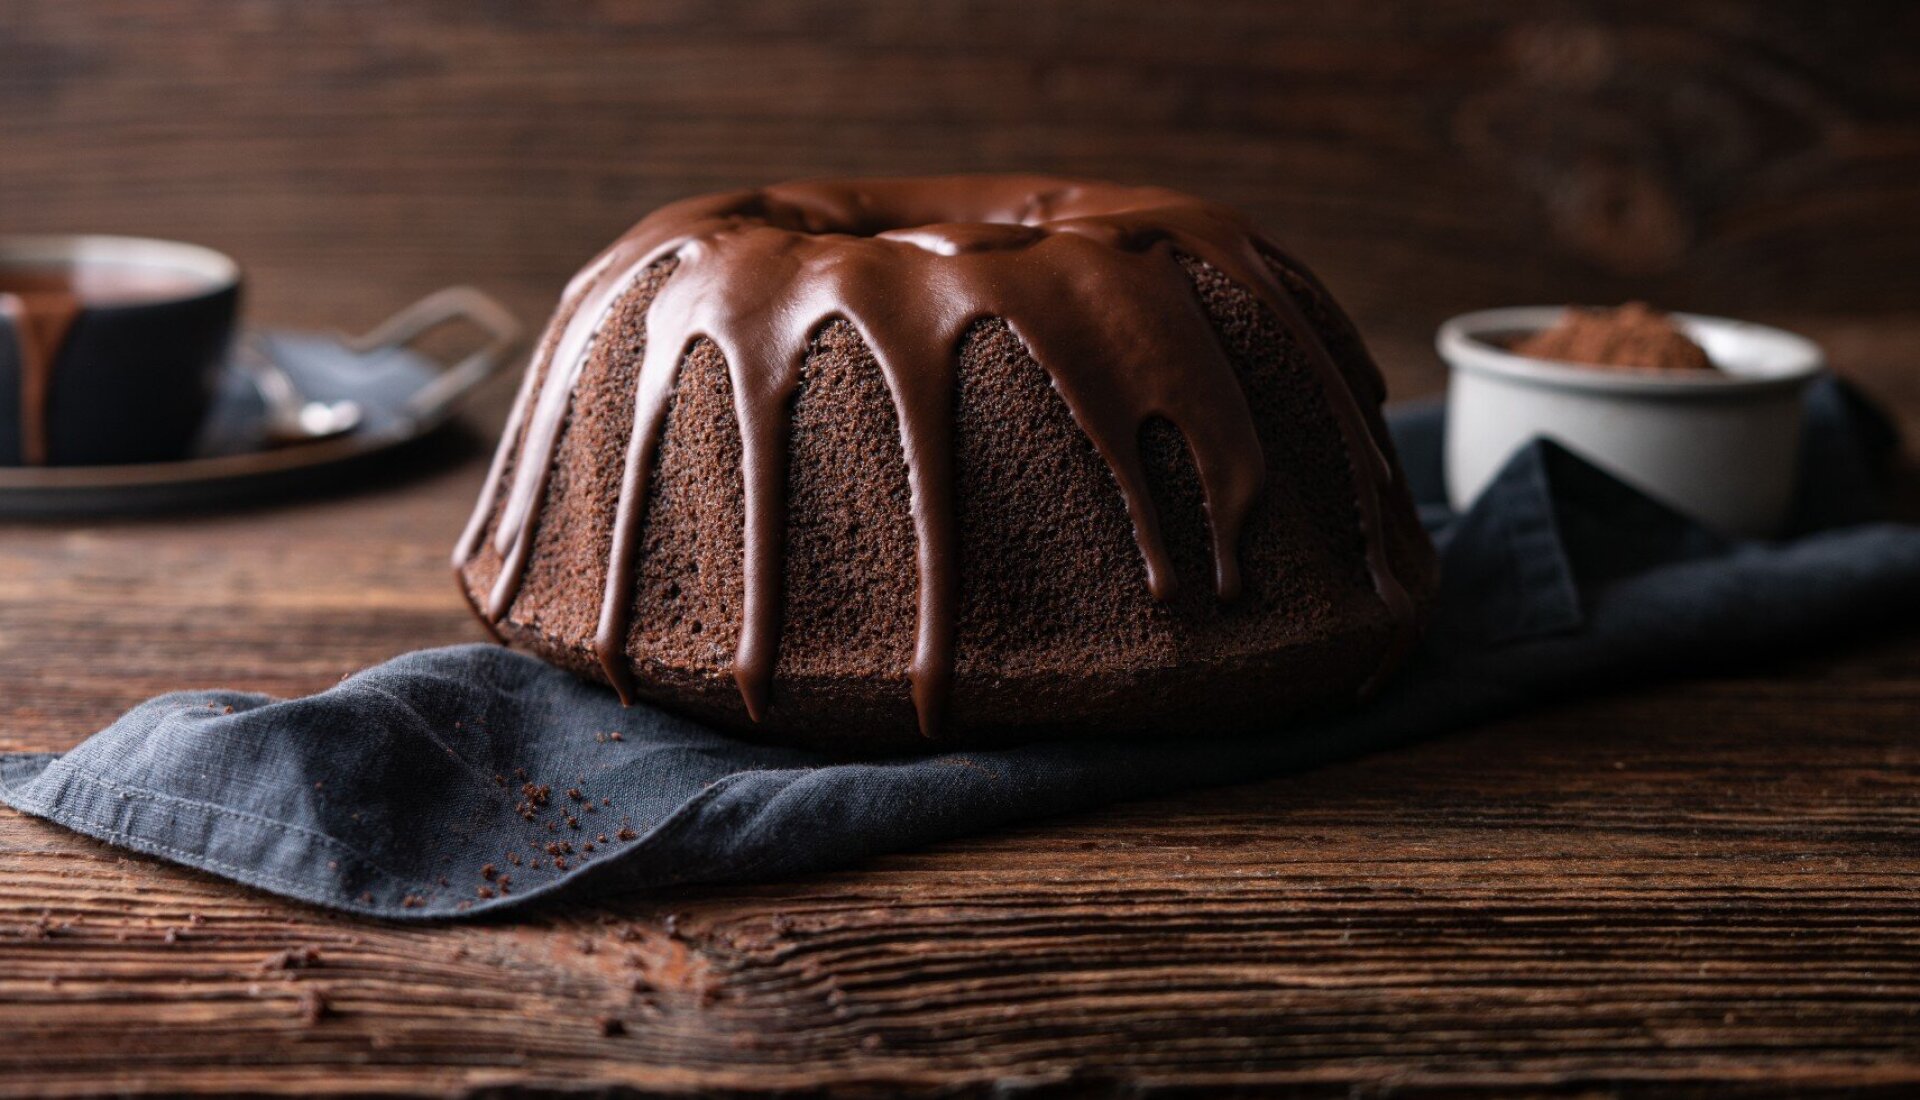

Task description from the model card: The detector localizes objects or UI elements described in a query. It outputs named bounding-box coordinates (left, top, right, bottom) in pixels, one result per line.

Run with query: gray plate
left=0, top=288, right=520, bottom=516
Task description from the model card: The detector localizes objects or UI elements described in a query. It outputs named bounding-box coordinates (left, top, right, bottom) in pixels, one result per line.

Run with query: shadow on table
left=2, top=419, right=490, bottom=524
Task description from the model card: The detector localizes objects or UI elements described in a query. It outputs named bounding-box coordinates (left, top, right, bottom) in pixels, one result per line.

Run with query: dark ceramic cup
left=0, top=235, right=241, bottom=466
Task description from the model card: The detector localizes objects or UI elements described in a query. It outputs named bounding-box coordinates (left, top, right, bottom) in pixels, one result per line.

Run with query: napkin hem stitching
left=24, top=756, right=424, bottom=887
left=2, top=783, right=351, bottom=901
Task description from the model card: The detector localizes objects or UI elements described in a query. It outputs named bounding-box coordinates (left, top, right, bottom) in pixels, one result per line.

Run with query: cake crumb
left=259, top=946, right=321, bottom=973
left=298, top=989, right=330, bottom=1026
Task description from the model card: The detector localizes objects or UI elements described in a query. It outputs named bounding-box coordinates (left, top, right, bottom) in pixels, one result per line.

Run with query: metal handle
left=342, top=286, right=524, bottom=426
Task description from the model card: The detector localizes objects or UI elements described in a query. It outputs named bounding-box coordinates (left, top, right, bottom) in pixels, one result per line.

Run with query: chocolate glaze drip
left=0, top=285, right=81, bottom=465
left=455, top=176, right=1412, bottom=736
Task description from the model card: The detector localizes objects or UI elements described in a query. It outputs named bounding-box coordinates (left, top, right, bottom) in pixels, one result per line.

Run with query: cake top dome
left=456, top=176, right=1413, bottom=736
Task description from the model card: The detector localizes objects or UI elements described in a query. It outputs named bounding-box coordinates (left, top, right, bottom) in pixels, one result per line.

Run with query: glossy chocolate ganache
left=0, top=273, right=85, bottom=465
left=456, top=176, right=1429, bottom=740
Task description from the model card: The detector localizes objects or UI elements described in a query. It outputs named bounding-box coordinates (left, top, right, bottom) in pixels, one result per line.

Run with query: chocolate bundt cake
left=454, top=176, right=1438, bottom=749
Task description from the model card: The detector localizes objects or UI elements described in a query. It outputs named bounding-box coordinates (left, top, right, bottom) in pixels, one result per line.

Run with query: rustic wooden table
left=1, top=327, right=1916, bottom=1096
left=4, top=2, right=1920, bottom=1093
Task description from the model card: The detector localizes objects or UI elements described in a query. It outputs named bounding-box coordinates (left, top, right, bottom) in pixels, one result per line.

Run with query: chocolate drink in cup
left=0, top=236, right=240, bottom=466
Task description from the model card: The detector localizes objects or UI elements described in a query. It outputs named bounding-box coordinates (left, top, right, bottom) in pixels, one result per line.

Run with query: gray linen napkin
left=3, top=377, right=1914, bottom=918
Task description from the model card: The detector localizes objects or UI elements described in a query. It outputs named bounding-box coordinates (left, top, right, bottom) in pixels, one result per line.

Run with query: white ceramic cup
left=1437, top=307, right=1825, bottom=538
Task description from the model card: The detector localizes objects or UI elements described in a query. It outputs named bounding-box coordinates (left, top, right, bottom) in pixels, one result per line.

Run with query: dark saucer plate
left=0, top=288, right=520, bottom=516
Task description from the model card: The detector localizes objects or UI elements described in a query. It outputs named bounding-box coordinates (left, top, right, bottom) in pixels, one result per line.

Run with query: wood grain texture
left=4, top=1, right=1920, bottom=1095
left=0, top=335, right=1916, bottom=1097
left=2, top=1, right=1919, bottom=390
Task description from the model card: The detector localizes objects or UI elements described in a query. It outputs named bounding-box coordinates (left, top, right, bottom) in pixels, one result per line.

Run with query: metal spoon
left=239, top=339, right=363, bottom=446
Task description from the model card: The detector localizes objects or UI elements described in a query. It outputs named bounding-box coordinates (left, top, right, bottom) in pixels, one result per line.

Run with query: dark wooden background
left=5, top=3, right=1920, bottom=1096
left=4, top=0, right=1918, bottom=395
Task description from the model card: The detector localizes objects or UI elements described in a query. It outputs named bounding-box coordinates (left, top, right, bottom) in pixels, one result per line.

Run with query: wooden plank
left=3, top=1, right=1920, bottom=1091
left=1, top=1, right=1917, bottom=361
left=0, top=333, right=1916, bottom=1093
left=3, top=655, right=1919, bottom=1095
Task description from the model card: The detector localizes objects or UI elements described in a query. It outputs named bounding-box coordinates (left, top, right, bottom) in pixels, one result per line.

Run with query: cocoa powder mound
left=1513, top=302, right=1715, bottom=372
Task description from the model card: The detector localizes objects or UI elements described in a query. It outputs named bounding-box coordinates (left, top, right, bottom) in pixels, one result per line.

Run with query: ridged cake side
left=457, top=249, right=1437, bottom=749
